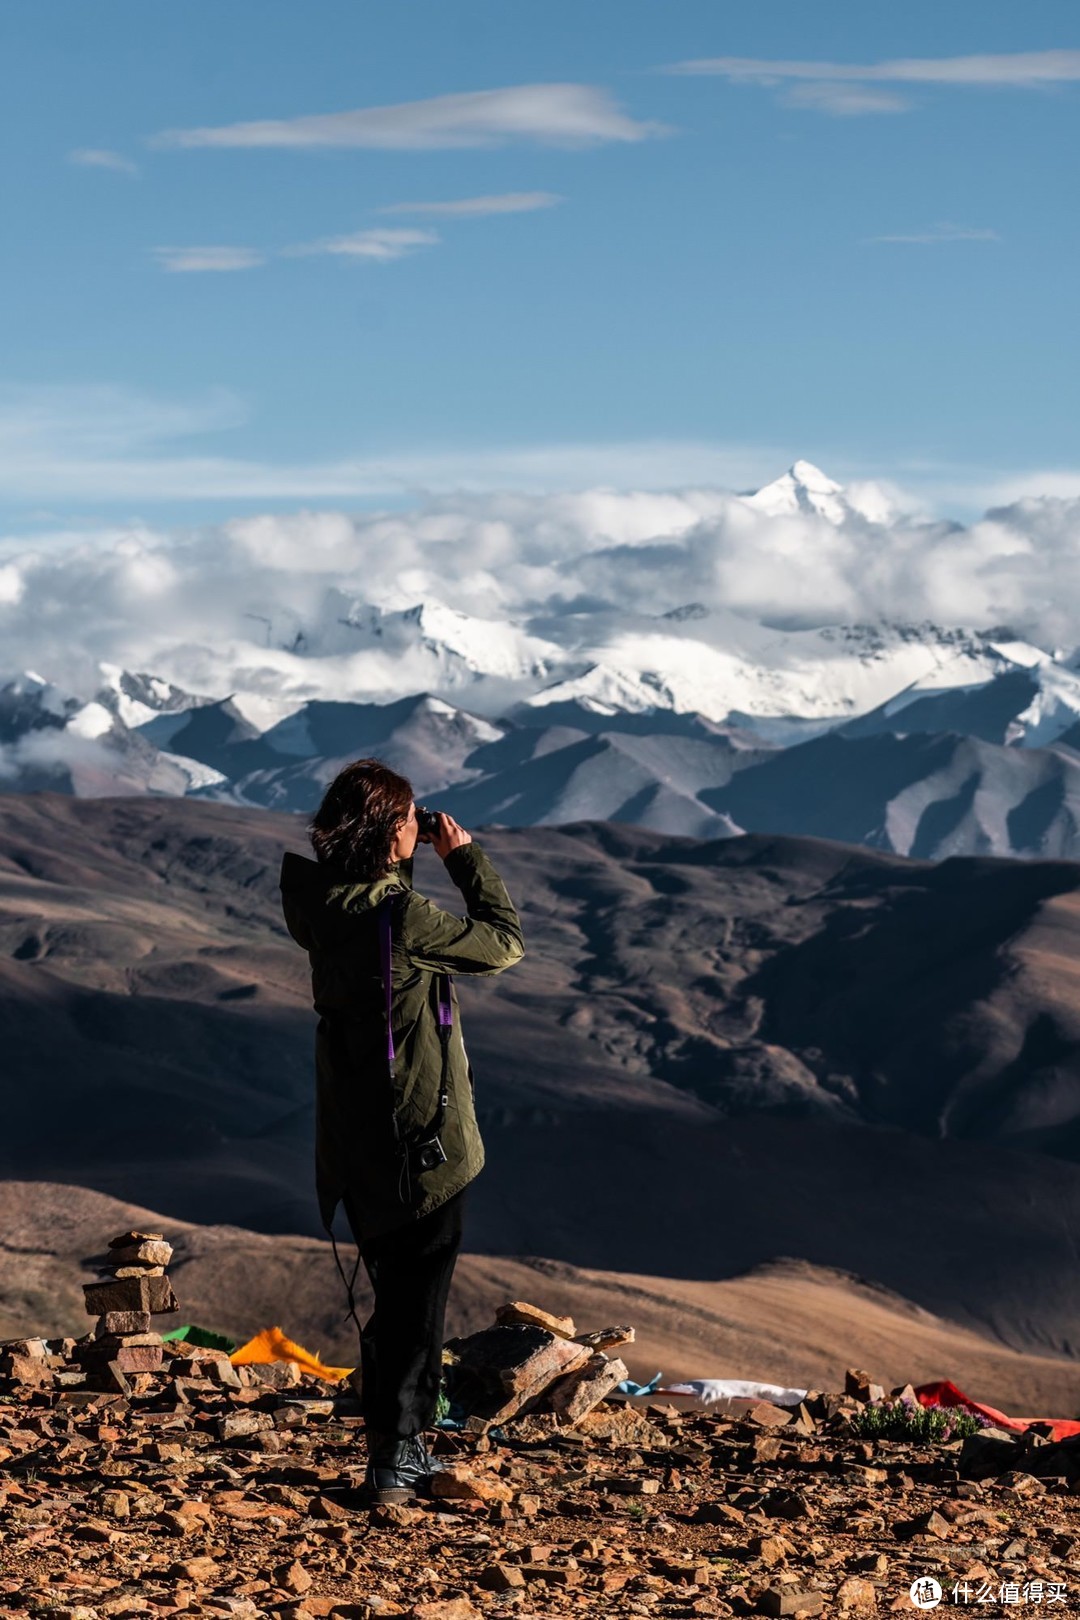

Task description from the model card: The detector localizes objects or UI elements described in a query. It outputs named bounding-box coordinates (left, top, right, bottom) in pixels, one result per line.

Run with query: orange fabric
left=915, top=1378, right=1080, bottom=1443
left=229, top=1325, right=354, bottom=1382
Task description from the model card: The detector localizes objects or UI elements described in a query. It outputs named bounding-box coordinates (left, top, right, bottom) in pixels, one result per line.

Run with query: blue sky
left=3, top=0, right=1080, bottom=525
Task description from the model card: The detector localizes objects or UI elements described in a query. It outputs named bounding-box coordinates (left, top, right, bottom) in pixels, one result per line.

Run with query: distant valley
left=2, top=793, right=1080, bottom=1364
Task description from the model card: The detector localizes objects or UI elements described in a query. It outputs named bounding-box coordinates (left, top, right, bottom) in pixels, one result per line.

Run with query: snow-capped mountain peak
left=745, top=461, right=846, bottom=524
left=0, top=670, right=80, bottom=742
left=2, top=670, right=73, bottom=717
left=95, top=663, right=211, bottom=728
left=792, top=459, right=839, bottom=491
left=288, top=593, right=562, bottom=684
left=385, top=599, right=560, bottom=680
left=743, top=461, right=900, bottom=527
left=526, top=662, right=669, bottom=717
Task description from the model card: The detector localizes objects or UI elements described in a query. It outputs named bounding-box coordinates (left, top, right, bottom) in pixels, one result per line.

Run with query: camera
left=410, top=1134, right=448, bottom=1174
left=416, top=805, right=442, bottom=837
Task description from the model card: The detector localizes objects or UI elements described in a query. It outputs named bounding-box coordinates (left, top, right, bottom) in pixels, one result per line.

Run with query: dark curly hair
left=308, top=757, right=413, bottom=881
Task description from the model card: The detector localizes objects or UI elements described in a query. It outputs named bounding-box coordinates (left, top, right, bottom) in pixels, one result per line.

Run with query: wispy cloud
left=8, top=383, right=1075, bottom=530
left=0, top=383, right=788, bottom=505
left=783, top=84, right=910, bottom=117
left=867, top=222, right=1001, bottom=245
left=154, top=246, right=265, bottom=273
left=152, top=83, right=667, bottom=151
left=155, top=196, right=551, bottom=280
left=669, top=48, right=1080, bottom=86
left=668, top=48, right=1080, bottom=115
left=378, top=191, right=563, bottom=218
left=0, top=385, right=247, bottom=457
left=69, top=147, right=139, bottom=176
left=285, top=227, right=438, bottom=263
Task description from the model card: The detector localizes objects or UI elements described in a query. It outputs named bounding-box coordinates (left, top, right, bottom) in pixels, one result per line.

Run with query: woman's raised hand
left=430, top=812, right=472, bottom=859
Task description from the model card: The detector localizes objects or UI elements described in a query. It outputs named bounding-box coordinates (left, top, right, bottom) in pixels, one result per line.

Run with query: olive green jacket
left=279, top=841, right=524, bottom=1241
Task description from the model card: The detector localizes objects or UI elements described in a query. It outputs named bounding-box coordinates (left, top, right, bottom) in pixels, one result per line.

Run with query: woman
left=279, top=758, right=525, bottom=1503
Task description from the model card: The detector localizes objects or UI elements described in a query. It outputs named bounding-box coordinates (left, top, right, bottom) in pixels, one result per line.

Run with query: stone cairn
left=77, top=1229, right=179, bottom=1392
left=441, top=1300, right=636, bottom=1437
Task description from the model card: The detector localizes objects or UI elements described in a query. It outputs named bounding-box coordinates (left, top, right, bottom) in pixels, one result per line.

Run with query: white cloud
left=153, top=84, right=667, bottom=151
left=783, top=84, right=911, bottom=116
left=7, top=476, right=1080, bottom=709
left=378, top=191, right=563, bottom=217
left=0, top=726, right=118, bottom=787
left=867, top=223, right=1001, bottom=245
left=0, top=385, right=792, bottom=504
left=670, top=49, right=1080, bottom=86
left=154, top=246, right=264, bottom=273
left=285, top=227, right=438, bottom=262
left=669, top=49, right=1080, bottom=114
left=69, top=147, right=139, bottom=175
left=982, top=470, right=1080, bottom=503
left=0, top=438, right=786, bottom=504
left=0, top=563, right=23, bottom=604
left=0, top=384, right=246, bottom=458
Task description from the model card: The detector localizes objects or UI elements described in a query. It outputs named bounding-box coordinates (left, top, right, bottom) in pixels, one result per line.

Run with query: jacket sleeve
left=401, top=841, right=525, bottom=975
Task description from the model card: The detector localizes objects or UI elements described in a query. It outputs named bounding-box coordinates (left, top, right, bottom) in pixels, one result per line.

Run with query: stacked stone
left=79, top=1230, right=179, bottom=1386
left=443, top=1300, right=635, bottom=1434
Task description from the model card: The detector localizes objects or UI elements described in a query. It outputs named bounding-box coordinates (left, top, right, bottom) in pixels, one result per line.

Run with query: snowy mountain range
left=4, top=460, right=1080, bottom=859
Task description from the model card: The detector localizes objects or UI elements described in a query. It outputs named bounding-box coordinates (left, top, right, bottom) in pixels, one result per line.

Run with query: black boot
left=363, top=1431, right=434, bottom=1504
left=411, top=1433, right=449, bottom=1477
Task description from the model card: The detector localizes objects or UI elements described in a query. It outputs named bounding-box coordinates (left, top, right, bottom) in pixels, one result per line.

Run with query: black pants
left=343, top=1189, right=465, bottom=1439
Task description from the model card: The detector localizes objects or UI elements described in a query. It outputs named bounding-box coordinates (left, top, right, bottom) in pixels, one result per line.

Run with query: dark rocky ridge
left=13, top=666, right=1080, bottom=859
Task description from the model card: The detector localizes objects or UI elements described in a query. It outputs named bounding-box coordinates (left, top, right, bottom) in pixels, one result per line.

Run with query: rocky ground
left=1, top=1361, right=1076, bottom=1620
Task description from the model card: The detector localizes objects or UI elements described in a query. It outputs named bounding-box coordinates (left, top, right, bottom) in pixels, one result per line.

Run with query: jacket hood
left=279, top=849, right=414, bottom=949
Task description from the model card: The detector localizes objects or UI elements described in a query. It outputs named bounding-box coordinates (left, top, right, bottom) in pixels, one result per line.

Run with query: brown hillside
left=2, top=794, right=1080, bottom=1360
left=1, top=1181, right=1075, bottom=1418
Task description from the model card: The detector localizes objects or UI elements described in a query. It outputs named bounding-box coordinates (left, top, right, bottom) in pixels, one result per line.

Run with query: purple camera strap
left=379, top=894, right=452, bottom=1070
